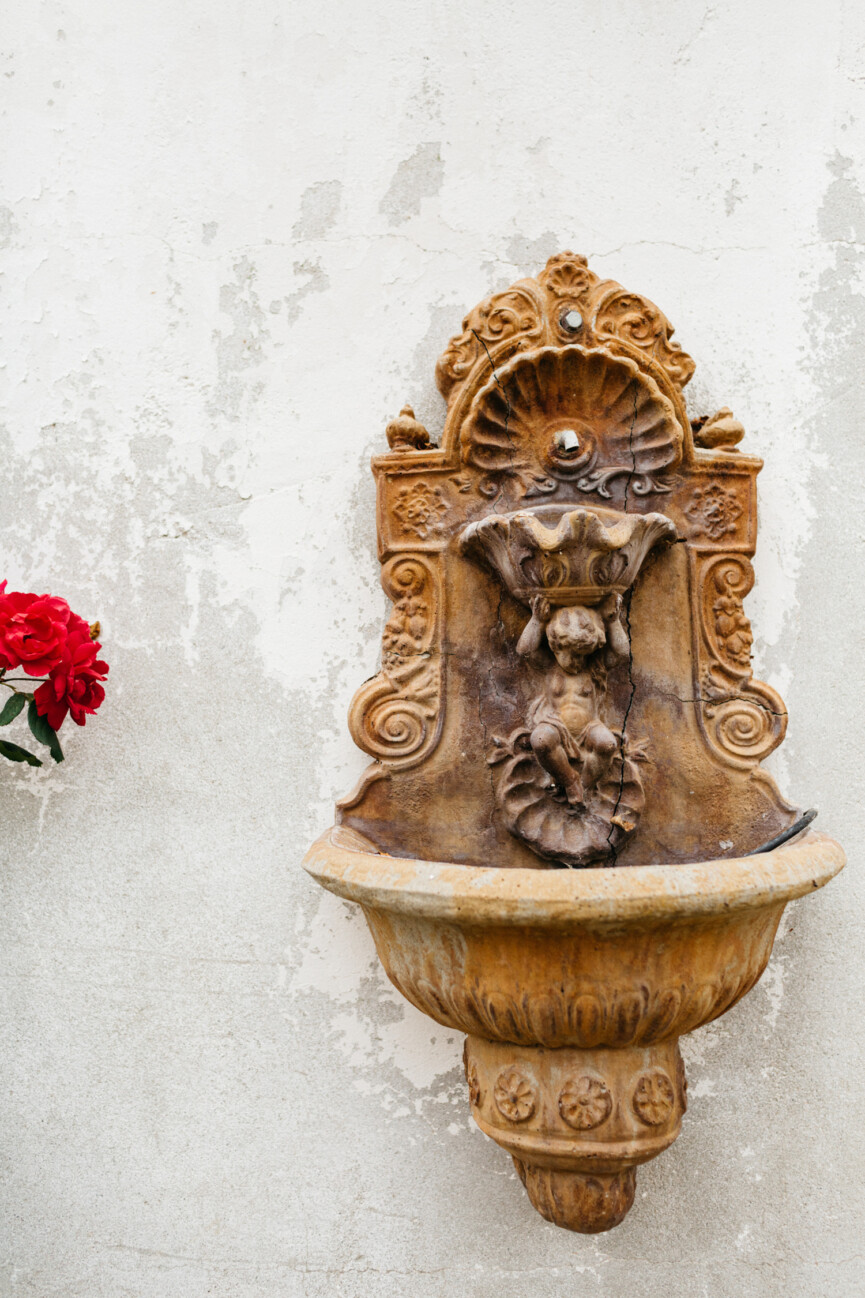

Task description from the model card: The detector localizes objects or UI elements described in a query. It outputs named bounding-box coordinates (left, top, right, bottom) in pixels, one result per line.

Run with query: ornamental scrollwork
left=435, top=253, right=695, bottom=419
left=435, top=285, right=544, bottom=399
left=347, top=555, right=443, bottom=768
left=693, top=553, right=787, bottom=770
left=594, top=288, right=696, bottom=391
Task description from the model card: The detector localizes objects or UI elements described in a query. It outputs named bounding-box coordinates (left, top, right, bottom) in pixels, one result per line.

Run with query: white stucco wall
left=1, top=2, right=863, bottom=1293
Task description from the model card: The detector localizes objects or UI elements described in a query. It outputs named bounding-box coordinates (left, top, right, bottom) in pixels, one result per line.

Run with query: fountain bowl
left=302, top=826, right=844, bottom=1232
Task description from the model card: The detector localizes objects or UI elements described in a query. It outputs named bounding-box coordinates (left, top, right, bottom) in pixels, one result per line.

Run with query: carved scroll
left=435, top=284, right=545, bottom=398
left=348, top=555, right=443, bottom=768
left=593, top=288, right=696, bottom=391
left=693, top=554, right=786, bottom=770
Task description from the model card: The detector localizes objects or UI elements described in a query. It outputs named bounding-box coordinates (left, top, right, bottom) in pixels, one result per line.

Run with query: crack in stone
left=655, top=688, right=788, bottom=717
left=471, top=328, right=515, bottom=507
left=605, top=384, right=640, bottom=865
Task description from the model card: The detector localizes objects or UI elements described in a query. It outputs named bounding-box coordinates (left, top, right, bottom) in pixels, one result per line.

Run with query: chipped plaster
left=0, top=1, right=864, bottom=1294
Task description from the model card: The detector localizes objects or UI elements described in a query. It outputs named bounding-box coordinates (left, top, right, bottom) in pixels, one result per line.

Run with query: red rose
left=0, top=585, right=73, bottom=675
left=34, top=627, right=109, bottom=730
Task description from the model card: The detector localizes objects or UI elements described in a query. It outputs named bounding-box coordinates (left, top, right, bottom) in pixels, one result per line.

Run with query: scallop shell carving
left=461, top=346, right=684, bottom=493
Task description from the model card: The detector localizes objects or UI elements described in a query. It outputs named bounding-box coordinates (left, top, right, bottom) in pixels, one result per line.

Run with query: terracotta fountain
left=302, top=253, right=844, bottom=1232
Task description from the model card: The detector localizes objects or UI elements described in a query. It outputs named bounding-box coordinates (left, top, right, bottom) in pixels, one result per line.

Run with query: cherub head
left=546, top=604, right=606, bottom=672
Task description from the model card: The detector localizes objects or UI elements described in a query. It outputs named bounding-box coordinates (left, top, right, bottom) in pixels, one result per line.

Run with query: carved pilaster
left=691, top=552, right=787, bottom=770
left=347, top=554, right=444, bottom=769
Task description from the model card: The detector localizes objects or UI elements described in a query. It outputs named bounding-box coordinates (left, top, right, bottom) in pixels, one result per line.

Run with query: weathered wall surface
left=1, top=2, right=863, bottom=1294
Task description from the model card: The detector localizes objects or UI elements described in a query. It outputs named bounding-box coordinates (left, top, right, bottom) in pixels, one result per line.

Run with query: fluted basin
left=302, top=826, right=844, bottom=1232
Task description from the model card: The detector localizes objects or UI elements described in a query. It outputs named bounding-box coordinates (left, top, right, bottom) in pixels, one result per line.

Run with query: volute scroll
left=346, top=553, right=444, bottom=771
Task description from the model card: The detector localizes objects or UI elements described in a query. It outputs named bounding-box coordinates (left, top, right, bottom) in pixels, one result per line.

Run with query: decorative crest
left=435, top=252, right=695, bottom=406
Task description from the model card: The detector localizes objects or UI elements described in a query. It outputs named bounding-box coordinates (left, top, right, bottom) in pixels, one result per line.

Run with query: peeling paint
left=379, top=142, right=444, bottom=226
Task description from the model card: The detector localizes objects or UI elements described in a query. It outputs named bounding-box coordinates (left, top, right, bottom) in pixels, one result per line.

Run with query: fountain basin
left=302, top=826, right=844, bottom=1231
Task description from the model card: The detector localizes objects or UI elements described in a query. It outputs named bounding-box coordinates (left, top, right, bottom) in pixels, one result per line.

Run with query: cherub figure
left=516, top=592, right=630, bottom=811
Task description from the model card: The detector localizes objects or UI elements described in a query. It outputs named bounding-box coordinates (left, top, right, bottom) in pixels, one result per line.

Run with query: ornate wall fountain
left=303, top=254, right=844, bottom=1232
left=340, top=251, right=792, bottom=868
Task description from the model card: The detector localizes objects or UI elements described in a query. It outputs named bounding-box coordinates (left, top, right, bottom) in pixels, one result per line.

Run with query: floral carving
left=392, top=954, right=770, bottom=1048
left=711, top=566, right=753, bottom=670
left=382, top=589, right=428, bottom=661
left=494, top=1069, right=537, bottom=1123
left=558, top=1076, right=612, bottom=1130
left=632, top=1071, right=675, bottom=1126
left=685, top=483, right=743, bottom=540
left=393, top=481, right=448, bottom=539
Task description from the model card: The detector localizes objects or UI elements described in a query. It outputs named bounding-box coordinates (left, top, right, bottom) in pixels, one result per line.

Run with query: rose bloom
left=0, top=582, right=73, bottom=676
left=34, top=625, right=109, bottom=730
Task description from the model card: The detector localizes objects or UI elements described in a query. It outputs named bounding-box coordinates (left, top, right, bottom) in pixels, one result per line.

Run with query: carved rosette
left=392, top=480, right=448, bottom=539
left=692, top=553, right=787, bottom=770
left=464, top=1035, right=686, bottom=1232
left=685, top=482, right=743, bottom=539
left=558, top=1075, right=613, bottom=1130
left=632, top=1070, right=676, bottom=1126
left=347, top=555, right=443, bottom=768
left=493, top=1070, right=537, bottom=1123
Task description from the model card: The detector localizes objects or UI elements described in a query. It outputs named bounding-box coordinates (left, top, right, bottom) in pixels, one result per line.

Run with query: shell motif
left=461, top=345, right=683, bottom=482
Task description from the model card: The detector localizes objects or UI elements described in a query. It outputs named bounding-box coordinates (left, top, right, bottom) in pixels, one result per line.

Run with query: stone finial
left=386, top=404, right=432, bottom=452
left=692, top=407, right=745, bottom=450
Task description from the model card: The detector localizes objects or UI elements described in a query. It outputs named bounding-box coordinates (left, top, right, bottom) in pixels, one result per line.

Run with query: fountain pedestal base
left=465, top=1036, right=684, bottom=1232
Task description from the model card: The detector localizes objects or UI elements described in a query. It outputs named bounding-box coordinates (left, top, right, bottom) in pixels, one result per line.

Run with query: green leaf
left=27, top=701, right=64, bottom=763
left=0, top=693, right=26, bottom=725
left=0, top=739, right=42, bottom=766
